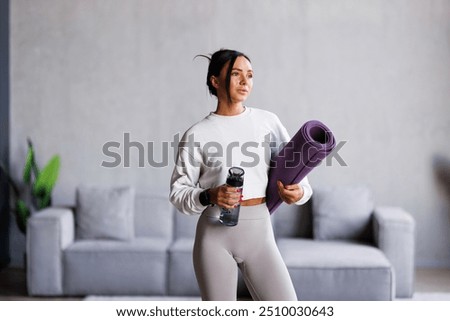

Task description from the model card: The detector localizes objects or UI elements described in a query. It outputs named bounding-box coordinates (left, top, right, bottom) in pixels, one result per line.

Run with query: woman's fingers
left=277, top=180, right=303, bottom=204
left=221, top=186, right=241, bottom=208
left=211, top=185, right=242, bottom=209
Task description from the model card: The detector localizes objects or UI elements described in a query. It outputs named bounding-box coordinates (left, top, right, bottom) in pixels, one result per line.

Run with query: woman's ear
left=210, top=76, right=219, bottom=89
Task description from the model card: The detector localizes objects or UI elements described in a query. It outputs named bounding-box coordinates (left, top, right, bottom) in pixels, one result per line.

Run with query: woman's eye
left=248, top=73, right=253, bottom=79
left=231, top=72, right=239, bottom=76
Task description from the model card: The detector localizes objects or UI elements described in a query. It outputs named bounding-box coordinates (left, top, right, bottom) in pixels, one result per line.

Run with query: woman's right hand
left=208, top=185, right=242, bottom=209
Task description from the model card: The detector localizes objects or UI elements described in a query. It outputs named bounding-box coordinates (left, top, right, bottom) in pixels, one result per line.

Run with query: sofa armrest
left=373, top=206, right=415, bottom=298
left=27, top=207, right=75, bottom=296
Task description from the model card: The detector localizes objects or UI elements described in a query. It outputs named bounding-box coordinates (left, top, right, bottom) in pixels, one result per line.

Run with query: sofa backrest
left=272, top=201, right=314, bottom=239
left=133, top=185, right=375, bottom=244
left=273, top=184, right=375, bottom=242
left=134, top=193, right=173, bottom=241
left=173, top=208, right=200, bottom=239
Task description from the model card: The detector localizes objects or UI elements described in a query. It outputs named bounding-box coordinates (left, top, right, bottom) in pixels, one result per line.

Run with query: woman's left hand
left=277, top=180, right=304, bottom=204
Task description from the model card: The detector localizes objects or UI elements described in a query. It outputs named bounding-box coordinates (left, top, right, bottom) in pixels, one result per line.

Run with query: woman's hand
left=277, top=180, right=304, bottom=204
left=209, top=185, right=242, bottom=209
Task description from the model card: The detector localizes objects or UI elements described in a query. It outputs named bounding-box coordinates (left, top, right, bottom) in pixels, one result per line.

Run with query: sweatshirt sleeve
left=294, top=175, right=313, bottom=205
left=169, top=136, right=208, bottom=216
left=271, top=113, right=313, bottom=205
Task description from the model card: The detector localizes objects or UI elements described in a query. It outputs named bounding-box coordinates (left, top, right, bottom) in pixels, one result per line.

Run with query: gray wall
left=9, top=0, right=450, bottom=268
left=0, top=0, right=10, bottom=268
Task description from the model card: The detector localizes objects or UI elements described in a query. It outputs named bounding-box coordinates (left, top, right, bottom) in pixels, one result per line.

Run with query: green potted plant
left=0, top=138, right=61, bottom=234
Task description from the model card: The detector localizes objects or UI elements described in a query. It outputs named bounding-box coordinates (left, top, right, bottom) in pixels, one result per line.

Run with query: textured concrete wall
left=0, top=0, right=10, bottom=268
left=9, top=0, right=450, bottom=267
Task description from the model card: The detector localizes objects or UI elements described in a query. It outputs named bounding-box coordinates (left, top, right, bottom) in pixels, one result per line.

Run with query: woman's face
left=214, top=56, right=253, bottom=104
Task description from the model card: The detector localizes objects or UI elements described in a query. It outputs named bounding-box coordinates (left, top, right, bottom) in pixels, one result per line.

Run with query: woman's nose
left=239, top=75, right=247, bottom=84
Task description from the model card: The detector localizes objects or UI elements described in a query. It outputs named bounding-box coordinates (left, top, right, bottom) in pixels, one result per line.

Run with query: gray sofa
left=27, top=184, right=415, bottom=300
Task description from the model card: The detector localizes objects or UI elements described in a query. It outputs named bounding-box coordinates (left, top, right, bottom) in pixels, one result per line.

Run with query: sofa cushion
left=76, top=185, right=135, bottom=241
left=134, top=193, right=173, bottom=241
left=312, top=185, right=374, bottom=241
left=277, top=238, right=394, bottom=300
left=168, top=238, right=200, bottom=296
left=64, top=238, right=168, bottom=295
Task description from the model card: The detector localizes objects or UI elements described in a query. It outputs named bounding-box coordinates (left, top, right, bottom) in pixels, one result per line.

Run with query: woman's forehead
left=232, top=56, right=253, bottom=71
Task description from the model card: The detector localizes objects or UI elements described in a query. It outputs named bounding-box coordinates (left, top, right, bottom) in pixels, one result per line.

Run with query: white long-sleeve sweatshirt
left=170, top=107, right=313, bottom=215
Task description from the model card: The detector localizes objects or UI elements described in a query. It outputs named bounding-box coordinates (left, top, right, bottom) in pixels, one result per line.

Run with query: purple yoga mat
left=266, top=120, right=336, bottom=214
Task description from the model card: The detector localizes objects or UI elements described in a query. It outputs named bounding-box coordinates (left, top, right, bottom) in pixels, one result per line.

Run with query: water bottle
left=219, top=167, right=245, bottom=226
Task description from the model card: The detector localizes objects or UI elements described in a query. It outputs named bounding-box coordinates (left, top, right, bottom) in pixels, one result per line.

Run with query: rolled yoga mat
left=266, top=120, right=336, bottom=214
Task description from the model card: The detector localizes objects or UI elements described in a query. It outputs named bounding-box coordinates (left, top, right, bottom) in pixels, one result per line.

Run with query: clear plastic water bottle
left=219, top=167, right=245, bottom=226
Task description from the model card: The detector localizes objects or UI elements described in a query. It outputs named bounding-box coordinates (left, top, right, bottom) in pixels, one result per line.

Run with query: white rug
left=85, top=292, right=450, bottom=301
left=397, top=292, right=450, bottom=301
left=85, top=296, right=201, bottom=301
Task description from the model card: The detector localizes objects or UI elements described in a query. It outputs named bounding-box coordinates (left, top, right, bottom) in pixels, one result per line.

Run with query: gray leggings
left=193, top=203, right=298, bottom=301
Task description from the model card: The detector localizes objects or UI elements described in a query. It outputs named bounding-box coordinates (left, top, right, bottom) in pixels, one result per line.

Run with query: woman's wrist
left=199, top=188, right=214, bottom=206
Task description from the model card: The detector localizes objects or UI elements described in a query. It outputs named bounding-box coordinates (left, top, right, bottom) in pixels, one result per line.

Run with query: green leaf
left=23, top=147, right=34, bottom=184
left=26, top=138, right=41, bottom=179
left=15, top=200, right=30, bottom=235
left=33, top=155, right=60, bottom=197
left=36, top=192, right=51, bottom=210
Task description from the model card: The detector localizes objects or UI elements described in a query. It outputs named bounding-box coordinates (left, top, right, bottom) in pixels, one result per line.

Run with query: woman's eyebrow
left=232, top=68, right=254, bottom=73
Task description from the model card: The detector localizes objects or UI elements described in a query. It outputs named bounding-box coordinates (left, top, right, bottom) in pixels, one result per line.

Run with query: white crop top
left=170, top=107, right=312, bottom=215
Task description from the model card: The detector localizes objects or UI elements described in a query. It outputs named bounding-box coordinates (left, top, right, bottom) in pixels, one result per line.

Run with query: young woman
left=170, top=49, right=312, bottom=301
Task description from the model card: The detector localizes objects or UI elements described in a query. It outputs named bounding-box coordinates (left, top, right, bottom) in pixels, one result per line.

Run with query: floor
left=413, top=268, right=450, bottom=292
left=1, top=267, right=450, bottom=300
left=0, top=267, right=82, bottom=301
